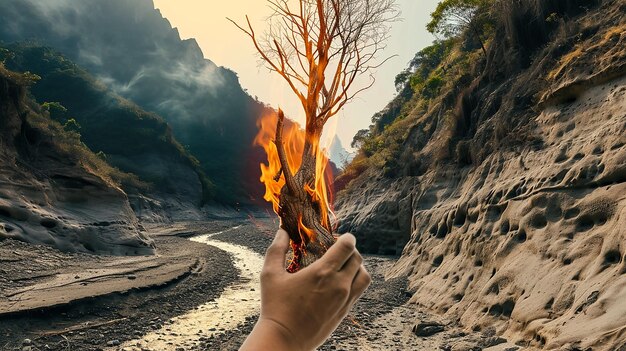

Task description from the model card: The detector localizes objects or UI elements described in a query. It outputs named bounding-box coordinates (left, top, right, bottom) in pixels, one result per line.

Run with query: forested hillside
left=2, top=44, right=212, bottom=210
left=0, top=64, right=153, bottom=254
left=0, top=0, right=271, bottom=203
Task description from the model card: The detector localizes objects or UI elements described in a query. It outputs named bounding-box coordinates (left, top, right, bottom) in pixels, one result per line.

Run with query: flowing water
left=117, top=228, right=263, bottom=350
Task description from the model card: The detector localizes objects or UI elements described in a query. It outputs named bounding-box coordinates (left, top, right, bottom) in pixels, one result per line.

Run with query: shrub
left=42, top=101, right=68, bottom=122
left=0, top=47, right=14, bottom=63
left=422, top=74, right=445, bottom=100
left=96, top=151, right=107, bottom=160
left=21, top=71, right=40, bottom=86
left=63, top=118, right=81, bottom=134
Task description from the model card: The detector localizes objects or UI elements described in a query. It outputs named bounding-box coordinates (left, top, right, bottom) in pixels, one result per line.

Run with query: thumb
left=263, top=229, right=290, bottom=272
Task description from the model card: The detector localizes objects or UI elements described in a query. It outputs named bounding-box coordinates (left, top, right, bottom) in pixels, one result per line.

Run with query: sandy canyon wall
left=337, top=0, right=626, bottom=348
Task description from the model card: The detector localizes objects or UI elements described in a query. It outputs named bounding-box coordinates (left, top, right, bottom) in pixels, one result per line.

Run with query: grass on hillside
left=0, top=63, right=147, bottom=192
left=2, top=44, right=215, bottom=204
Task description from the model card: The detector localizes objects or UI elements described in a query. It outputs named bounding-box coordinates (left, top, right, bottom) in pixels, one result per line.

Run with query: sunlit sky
left=153, top=0, right=439, bottom=151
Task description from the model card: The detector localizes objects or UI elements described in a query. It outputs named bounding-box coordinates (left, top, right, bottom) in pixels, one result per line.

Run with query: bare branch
left=274, top=109, right=298, bottom=193
left=230, top=0, right=399, bottom=132
left=233, top=0, right=398, bottom=270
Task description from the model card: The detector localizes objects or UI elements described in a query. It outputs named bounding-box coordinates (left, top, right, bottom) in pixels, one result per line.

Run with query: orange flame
left=253, top=111, right=335, bottom=241
left=298, top=214, right=316, bottom=242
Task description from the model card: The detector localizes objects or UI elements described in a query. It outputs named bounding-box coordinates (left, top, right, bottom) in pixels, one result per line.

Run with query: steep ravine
left=336, top=0, right=626, bottom=349
left=0, top=67, right=152, bottom=255
left=0, top=0, right=272, bottom=203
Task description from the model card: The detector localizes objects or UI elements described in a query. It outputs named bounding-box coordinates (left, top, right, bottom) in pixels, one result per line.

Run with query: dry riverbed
left=0, top=221, right=241, bottom=350
left=196, top=225, right=516, bottom=351
left=187, top=221, right=514, bottom=351
left=0, top=218, right=515, bottom=351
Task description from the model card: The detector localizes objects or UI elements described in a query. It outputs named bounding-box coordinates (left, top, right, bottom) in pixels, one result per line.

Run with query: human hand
left=240, top=229, right=371, bottom=351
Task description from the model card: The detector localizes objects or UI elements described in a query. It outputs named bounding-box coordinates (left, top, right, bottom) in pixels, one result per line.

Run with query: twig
left=60, top=334, right=70, bottom=351
left=274, top=109, right=298, bottom=193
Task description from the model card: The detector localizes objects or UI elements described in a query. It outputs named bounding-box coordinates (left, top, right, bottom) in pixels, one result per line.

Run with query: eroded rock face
left=336, top=1, right=626, bottom=349
left=0, top=171, right=153, bottom=256
left=336, top=177, right=414, bottom=256
left=120, top=151, right=206, bottom=223
left=0, top=71, right=153, bottom=256
left=339, top=73, right=626, bottom=351
left=387, top=77, right=625, bottom=347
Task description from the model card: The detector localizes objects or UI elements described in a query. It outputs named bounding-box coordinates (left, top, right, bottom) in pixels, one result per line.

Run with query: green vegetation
left=426, top=0, right=492, bottom=55
left=0, top=63, right=146, bottom=191
left=63, top=118, right=81, bottom=134
left=3, top=44, right=214, bottom=203
left=28, top=109, right=147, bottom=191
left=42, top=101, right=68, bottom=122
left=20, top=71, right=41, bottom=85
left=339, top=0, right=600, bottom=192
left=340, top=0, right=494, bottom=188
left=0, top=1, right=274, bottom=205
left=0, top=47, right=13, bottom=63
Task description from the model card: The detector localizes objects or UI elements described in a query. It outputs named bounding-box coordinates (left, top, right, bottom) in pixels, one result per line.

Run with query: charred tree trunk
left=274, top=110, right=335, bottom=272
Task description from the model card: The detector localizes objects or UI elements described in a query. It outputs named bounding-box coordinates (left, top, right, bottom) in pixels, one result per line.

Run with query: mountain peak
left=328, top=136, right=354, bottom=169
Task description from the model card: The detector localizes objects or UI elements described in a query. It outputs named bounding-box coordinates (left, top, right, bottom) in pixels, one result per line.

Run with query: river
left=117, top=227, right=264, bottom=350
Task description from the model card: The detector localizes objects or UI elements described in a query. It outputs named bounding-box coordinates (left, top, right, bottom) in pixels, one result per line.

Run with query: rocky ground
left=0, top=221, right=238, bottom=351
left=194, top=220, right=520, bottom=351
left=1, top=218, right=522, bottom=351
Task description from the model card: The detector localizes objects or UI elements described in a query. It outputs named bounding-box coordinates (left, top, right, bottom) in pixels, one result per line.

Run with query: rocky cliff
left=0, top=0, right=271, bottom=203
left=2, top=44, right=211, bottom=221
left=336, top=0, right=626, bottom=348
left=0, top=66, right=153, bottom=255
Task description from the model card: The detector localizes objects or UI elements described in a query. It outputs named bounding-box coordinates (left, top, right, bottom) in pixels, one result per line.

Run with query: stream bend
left=117, top=230, right=263, bottom=351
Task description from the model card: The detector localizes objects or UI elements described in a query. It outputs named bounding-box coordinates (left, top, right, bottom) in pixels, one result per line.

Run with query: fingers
left=337, top=266, right=372, bottom=319
left=263, top=229, right=290, bottom=272
left=339, top=249, right=363, bottom=278
left=350, top=266, right=371, bottom=301
left=345, top=265, right=372, bottom=313
left=320, top=233, right=357, bottom=271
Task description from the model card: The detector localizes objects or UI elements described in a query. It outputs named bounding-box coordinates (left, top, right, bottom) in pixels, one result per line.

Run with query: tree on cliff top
left=427, top=0, right=491, bottom=56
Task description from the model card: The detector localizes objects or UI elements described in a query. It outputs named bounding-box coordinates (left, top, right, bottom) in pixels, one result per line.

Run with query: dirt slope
left=336, top=0, right=626, bottom=349
left=0, top=66, right=152, bottom=255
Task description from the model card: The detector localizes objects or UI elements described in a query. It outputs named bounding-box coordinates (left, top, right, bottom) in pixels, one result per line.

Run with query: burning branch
left=274, top=110, right=297, bottom=194
left=234, top=0, right=399, bottom=271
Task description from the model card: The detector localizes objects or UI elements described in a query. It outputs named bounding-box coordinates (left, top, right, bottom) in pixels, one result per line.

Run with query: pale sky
left=153, top=0, right=439, bottom=151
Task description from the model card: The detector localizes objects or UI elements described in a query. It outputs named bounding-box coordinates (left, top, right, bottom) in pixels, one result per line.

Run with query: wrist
left=240, top=317, right=302, bottom=351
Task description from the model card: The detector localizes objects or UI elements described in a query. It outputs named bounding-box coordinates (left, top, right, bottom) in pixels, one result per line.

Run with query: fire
left=297, top=214, right=316, bottom=242
left=253, top=110, right=335, bottom=242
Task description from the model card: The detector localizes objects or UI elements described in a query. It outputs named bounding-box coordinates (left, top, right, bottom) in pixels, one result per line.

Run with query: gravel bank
left=0, top=222, right=239, bottom=351
left=195, top=218, right=504, bottom=351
